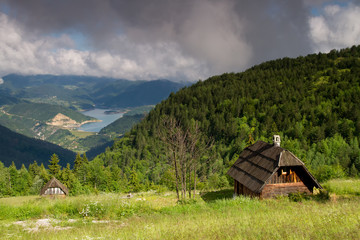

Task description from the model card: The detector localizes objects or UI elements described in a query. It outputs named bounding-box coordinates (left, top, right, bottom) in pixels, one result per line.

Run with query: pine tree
left=60, top=163, right=75, bottom=188
left=39, top=163, right=50, bottom=182
left=350, top=163, right=359, bottom=177
left=0, top=161, right=11, bottom=196
left=18, top=164, right=31, bottom=195
left=28, top=160, right=39, bottom=179
left=73, top=153, right=83, bottom=173
left=128, top=168, right=141, bottom=192
left=82, top=153, right=89, bottom=164
left=8, top=162, right=17, bottom=193
left=48, top=154, right=61, bottom=177
left=77, top=153, right=89, bottom=185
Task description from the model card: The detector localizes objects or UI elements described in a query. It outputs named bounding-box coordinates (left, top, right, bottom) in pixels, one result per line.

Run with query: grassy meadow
left=0, top=179, right=360, bottom=239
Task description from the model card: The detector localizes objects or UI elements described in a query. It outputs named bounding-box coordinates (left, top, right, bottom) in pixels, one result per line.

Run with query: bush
left=312, top=189, right=330, bottom=202
left=288, top=192, right=310, bottom=202
left=313, top=165, right=345, bottom=182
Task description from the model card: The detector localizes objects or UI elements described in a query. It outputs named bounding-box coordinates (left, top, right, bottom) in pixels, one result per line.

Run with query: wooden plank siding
left=260, top=182, right=311, bottom=199
left=234, top=171, right=310, bottom=199
left=234, top=180, right=260, bottom=198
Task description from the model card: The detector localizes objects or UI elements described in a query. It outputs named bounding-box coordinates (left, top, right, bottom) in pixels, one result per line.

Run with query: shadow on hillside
left=200, top=189, right=233, bottom=202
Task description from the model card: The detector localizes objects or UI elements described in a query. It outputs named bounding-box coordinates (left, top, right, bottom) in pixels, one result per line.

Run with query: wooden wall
left=260, top=182, right=311, bottom=199
left=234, top=180, right=260, bottom=198
left=234, top=180, right=311, bottom=199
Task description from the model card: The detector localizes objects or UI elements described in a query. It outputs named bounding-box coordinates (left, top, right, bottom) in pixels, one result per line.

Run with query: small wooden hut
left=227, top=135, right=322, bottom=199
left=40, top=177, right=69, bottom=198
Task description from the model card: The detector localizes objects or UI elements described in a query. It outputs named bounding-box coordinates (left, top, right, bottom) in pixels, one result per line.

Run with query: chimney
left=273, top=135, right=281, bottom=147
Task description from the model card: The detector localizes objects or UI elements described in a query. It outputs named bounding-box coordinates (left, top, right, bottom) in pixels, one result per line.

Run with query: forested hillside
left=0, top=124, right=75, bottom=168
left=94, top=46, right=360, bottom=190
left=96, top=80, right=187, bottom=108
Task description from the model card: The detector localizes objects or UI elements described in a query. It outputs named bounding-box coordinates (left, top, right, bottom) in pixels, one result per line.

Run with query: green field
left=69, top=130, right=96, bottom=138
left=0, top=179, right=359, bottom=239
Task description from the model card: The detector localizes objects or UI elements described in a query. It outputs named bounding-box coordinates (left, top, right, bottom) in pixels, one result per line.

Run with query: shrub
left=312, top=189, right=330, bottom=202
left=288, top=192, right=310, bottom=202
left=313, top=165, right=345, bottom=182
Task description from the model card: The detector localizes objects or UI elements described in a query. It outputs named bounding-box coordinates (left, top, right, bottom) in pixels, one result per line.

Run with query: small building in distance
left=227, top=135, right=322, bottom=199
left=40, top=177, right=69, bottom=198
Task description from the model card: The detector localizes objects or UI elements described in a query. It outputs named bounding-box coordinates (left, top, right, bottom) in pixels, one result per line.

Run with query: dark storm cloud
left=0, top=0, right=359, bottom=80
left=1, top=0, right=312, bottom=57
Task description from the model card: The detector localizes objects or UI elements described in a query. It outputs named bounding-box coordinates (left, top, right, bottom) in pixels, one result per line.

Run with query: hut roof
left=40, top=177, right=69, bottom=195
left=227, top=141, right=322, bottom=193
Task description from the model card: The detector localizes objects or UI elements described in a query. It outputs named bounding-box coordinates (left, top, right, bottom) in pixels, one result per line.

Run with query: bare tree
left=158, top=116, right=213, bottom=201
left=158, top=117, right=185, bottom=200
left=186, top=120, right=213, bottom=199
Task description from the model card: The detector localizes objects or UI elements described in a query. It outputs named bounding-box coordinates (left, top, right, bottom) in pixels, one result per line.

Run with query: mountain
left=95, top=80, right=185, bottom=108
left=0, top=89, right=20, bottom=106
left=94, top=45, right=360, bottom=185
left=4, top=102, right=94, bottom=123
left=0, top=101, right=94, bottom=136
left=99, top=114, right=145, bottom=136
left=1, top=74, right=186, bottom=110
left=99, top=106, right=154, bottom=136
left=0, top=124, right=76, bottom=168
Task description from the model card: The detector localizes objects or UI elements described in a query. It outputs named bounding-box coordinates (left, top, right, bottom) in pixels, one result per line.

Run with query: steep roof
left=227, top=141, right=321, bottom=193
left=40, top=177, right=69, bottom=195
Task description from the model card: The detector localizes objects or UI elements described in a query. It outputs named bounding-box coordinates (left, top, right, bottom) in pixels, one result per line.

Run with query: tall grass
left=0, top=180, right=359, bottom=239
left=2, top=195, right=359, bottom=239
left=323, top=178, right=360, bottom=196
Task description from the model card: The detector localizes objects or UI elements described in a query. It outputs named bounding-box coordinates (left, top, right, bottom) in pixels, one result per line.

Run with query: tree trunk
left=173, top=152, right=180, bottom=201
left=188, top=166, right=191, bottom=199
left=193, top=164, right=196, bottom=199
left=183, top=162, right=186, bottom=200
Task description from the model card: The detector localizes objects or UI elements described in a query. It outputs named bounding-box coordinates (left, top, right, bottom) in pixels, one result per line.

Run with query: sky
left=0, top=0, right=359, bottom=82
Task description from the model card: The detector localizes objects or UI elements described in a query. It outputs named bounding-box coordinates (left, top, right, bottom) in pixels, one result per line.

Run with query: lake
left=78, top=109, right=124, bottom=132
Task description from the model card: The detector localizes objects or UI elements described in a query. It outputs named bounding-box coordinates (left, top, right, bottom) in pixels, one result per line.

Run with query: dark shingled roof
left=227, top=141, right=322, bottom=193
left=40, top=177, right=69, bottom=195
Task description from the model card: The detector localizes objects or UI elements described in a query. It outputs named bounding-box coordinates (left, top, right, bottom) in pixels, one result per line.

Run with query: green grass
left=323, top=178, right=360, bottom=196
left=0, top=180, right=360, bottom=239
left=70, top=130, right=96, bottom=138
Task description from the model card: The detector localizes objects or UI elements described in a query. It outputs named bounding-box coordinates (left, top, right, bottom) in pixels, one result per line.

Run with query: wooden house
left=227, top=135, right=322, bottom=198
left=40, top=177, right=69, bottom=198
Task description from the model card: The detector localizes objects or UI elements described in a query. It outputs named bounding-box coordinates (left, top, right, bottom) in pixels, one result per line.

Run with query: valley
left=0, top=75, right=183, bottom=163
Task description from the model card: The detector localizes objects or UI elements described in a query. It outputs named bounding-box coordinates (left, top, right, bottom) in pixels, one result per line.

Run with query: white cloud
left=0, top=78, right=3, bottom=84
left=0, top=12, right=206, bottom=81
left=309, top=3, right=360, bottom=52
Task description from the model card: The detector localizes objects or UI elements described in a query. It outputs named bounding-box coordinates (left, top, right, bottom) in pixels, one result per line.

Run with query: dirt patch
left=12, top=219, right=126, bottom=232
left=13, top=218, right=72, bottom=232
left=47, top=113, right=77, bottom=127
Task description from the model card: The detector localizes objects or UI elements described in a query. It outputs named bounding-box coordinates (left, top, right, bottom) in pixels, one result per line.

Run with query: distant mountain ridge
left=1, top=74, right=186, bottom=110
left=96, top=80, right=185, bottom=108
